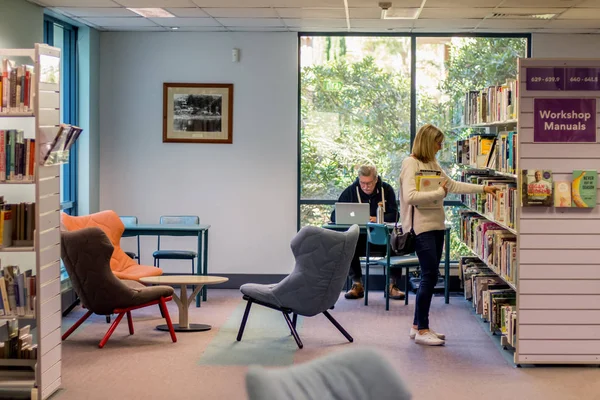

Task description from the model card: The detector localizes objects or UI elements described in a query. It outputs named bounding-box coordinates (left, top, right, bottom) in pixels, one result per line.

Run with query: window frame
left=297, top=33, right=532, bottom=261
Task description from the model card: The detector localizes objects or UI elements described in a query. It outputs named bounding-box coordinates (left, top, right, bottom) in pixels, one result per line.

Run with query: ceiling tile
left=351, top=27, right=412, bottom=32
left=419, top=8, right=494, bottom=18
left=576, top=0, right=600, bottom=6
left=31, top=0, right=119, bottom=6
left=276, top=8, right=346, bottom=19
left=216, top=17, right=284, bottom=27
left=413, top=18, right=480, bottom=28
left=351, top=19, right=414, bottom=28
left=545, top=19, right=600, bottom=28
left=477, top=18, right=550, bottom=28
left=150, top=17, right=221, bottom=27
left=499, top=0, right=579, bottom=6
left=347, top=8, right=384, bottom=19
left=170, top=26, right=227, bottom=31
left=203, top=8, right=279, bottom=18
left=165, top=8, right=209, bottom=17
left=191, top=0, right=342, bottom=6
left=559, top=8, right=600, bottom=19
left=536, top=28, right=598, bottom=33
left=494, top=7, right=569, bottom=14
left=53, top=7, right=137, bottom=17
left=79, top=16, right=157, bottom=27
left=423, top=0, right=502, bottom=7
left=347, top=0, right=422, bottom=6
left=290, top=26, right=348, bottom=32
left=475, top=27, right=541, bottom=33
left=227, top=26, right=289, bottom=31
left=115, top=0, right=196, bottom=6
left=284, top=18, right=348, bottom=28
left=102, top=26, right=167, bottom=31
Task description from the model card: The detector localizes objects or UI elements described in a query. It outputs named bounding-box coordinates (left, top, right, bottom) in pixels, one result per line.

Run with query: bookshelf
left=0, top=44, right=62, bottom=399
left=455, top=95, right=519, bottom=359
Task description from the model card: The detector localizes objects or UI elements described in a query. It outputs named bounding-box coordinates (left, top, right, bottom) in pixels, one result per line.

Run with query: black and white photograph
left=163, top=83, right=233, bottom=144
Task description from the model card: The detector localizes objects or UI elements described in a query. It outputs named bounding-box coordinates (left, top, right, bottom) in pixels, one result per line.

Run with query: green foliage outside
left=300, top=36, right=527, bottom=259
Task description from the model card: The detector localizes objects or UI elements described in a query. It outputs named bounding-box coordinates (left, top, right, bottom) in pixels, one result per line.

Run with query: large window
left=299, top=34, right=529, bottom=260
left=43, top=16, right=78, bottom=216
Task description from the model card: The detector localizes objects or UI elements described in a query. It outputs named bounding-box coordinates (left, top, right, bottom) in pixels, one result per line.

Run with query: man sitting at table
left=330, top=165, right=405, bottom=301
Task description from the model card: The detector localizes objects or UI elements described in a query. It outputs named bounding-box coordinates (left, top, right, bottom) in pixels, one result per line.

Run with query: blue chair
left=119, top=216, right=140, bottom=262
left=365, top=223, right=420, bottom=311
left=153, top=215, right=200, bottom=274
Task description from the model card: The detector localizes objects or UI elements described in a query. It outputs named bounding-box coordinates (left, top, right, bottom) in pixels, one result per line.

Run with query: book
left=572, top=170, right=597, bottom=208
left=522, top=169, right=553, bottom=207
left=554, top=180, right=572, bottom=207
left=416, top=174, right=443, bottom=209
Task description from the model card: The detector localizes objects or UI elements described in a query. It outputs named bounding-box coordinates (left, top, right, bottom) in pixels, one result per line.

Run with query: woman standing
left=399, top=124, right=498, bottom=346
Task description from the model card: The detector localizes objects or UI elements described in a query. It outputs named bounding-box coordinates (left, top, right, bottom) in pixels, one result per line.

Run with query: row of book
left=460, top=257, right=517, bottom=348
left=456, top=131, right=518, bottom=174
left=461, top=171, right=518, bottom=229
left=0, top=130, right=35, bottom=182
left=462, top=79, right=518, bottom=126
left=459, top=210, right=517, bottom=286
left=0, top=320, right=36, bottom=360
left=1, top=59, right=34, bottom=114
left=0, top=199, right=35, bottom=248
left=522, top=169, right=598, bottom=208
left=40, top=123, right=82, bottom=166
left=0, top=265, right=35, bottom=318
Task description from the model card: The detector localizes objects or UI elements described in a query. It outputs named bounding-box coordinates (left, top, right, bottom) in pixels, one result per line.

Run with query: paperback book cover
left=416, top=173, right=443, bottom=209
left=572, top=170, right=597, bottom=208
left=554, top=181, right=572, bottom=208
left=522, top=169, right=553, bottom=207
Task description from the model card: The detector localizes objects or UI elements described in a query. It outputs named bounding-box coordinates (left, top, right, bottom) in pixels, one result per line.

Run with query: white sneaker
left=410, top=327, right=446, bottom=340
left=414, top=331, right=445, bottom=346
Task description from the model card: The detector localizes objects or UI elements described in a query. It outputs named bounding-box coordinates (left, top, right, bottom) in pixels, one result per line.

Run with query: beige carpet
left=53, top=289, right=599, bottom=400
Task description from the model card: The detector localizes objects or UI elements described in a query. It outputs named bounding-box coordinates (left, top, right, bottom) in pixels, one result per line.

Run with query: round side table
left=140, top=275, right=228, bottom=332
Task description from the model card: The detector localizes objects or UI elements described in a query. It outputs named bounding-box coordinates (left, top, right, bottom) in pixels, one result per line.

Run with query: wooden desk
left=323, top=223, right=452, bottom=304
left=123, top=223, right=211, bottom=307
left=140, top=275, right=228, bottom=332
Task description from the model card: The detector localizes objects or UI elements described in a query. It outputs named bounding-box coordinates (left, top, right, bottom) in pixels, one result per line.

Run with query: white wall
left=532, top=33, right=600, bottom=58
left=0, top=0, right=42, bottom=49
left=99, top=32, right=298, bottom=275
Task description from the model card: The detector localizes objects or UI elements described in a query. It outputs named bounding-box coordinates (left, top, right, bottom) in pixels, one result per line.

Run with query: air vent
left=489, top=12, right=556, bottom=20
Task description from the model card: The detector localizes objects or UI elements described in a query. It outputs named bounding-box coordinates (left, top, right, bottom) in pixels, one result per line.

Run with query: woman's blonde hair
left=412, top=123, right=444, bottom=163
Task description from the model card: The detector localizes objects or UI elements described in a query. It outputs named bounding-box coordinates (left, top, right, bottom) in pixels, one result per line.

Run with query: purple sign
left=565, top=67, right=600, bottom=91
left=534, top=98, right=596, bottom=143
left=527, top=68, right=565, bottom=91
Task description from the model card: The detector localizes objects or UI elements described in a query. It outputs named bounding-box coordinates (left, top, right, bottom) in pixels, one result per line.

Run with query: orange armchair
left=61, top=210, right=163, bottom=281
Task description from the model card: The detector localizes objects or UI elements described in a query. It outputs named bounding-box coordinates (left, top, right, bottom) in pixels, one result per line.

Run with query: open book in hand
left=416, top=170, right=443, bottom=209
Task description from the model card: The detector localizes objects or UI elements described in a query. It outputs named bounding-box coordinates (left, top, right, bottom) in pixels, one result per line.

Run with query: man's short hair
left=358, top=165, right=377, bottom=178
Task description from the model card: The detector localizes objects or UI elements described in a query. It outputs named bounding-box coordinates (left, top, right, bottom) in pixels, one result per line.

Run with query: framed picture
left=163, top=83, right=233, bottom=144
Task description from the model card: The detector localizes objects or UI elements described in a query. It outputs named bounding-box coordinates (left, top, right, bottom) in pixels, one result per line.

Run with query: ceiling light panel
left=165, top=8, right=210, bottom=17
left=127, top=8, right=175, bottom=18
left=51, top=7, right=138, bottom=17
left=559, top=8, right=600, bottom=19
left=203, top=8, right=279, bottom=18
left=419, top=8, right=496, bottom=19
left=150, top=17, right=221, bottom=26
left=382, top=8, right=420, bottom=19
left=347, top=0, right=422, bottom=6
left=276, top=8, right=346, bottom=19
left=118, top=0, right=196, bottom=6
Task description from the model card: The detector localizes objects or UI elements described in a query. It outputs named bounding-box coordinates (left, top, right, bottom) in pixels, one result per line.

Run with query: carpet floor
left=53, top=289, right=600, bottom=400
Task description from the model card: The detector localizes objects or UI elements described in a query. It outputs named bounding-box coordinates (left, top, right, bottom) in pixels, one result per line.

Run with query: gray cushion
left=61, top=227, right=174, bottom=315
left=246, top=347, right=412, bottom=400
left=240, top=225, right=359, bottom=317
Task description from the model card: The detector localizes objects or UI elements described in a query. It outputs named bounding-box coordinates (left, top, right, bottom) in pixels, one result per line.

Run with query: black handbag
left=390, top=205, right=416, bottom=256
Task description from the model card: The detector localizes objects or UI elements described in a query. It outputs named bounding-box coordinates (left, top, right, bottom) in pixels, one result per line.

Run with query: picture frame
left=163, top=83, right=233, bottom=144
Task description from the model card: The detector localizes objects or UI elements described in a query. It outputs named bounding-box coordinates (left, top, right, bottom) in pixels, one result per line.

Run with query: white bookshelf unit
left=517, top=58, right=600, bottom=365
left=0, top=44, right=62, bottom=399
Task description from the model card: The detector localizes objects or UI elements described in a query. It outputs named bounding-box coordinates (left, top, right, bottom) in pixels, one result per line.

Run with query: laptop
left=335, top=203, right=370, bottom=225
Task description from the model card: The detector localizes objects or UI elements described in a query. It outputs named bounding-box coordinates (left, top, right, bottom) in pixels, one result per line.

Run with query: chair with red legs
left=60, top=227, right=177, bottom=348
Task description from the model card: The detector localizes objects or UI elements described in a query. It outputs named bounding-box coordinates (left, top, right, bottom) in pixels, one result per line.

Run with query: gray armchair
left=246, top=347, right=412, bottom=400
left=236, top=224, right=359, bottom=349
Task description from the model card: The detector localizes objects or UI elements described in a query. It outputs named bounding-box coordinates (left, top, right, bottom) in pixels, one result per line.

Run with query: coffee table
left=140, top=275, right=228, bottom=332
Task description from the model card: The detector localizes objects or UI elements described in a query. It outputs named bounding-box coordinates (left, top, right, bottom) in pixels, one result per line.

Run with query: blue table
left=323, top=223, right=452, bottom=304
left=123, top=223, right=211, bottom=307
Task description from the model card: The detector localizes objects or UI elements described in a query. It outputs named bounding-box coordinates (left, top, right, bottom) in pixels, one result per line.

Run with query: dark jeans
left=349, top=235, right=402, bottom=283
left=413, top=230, right=445, bottom=330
